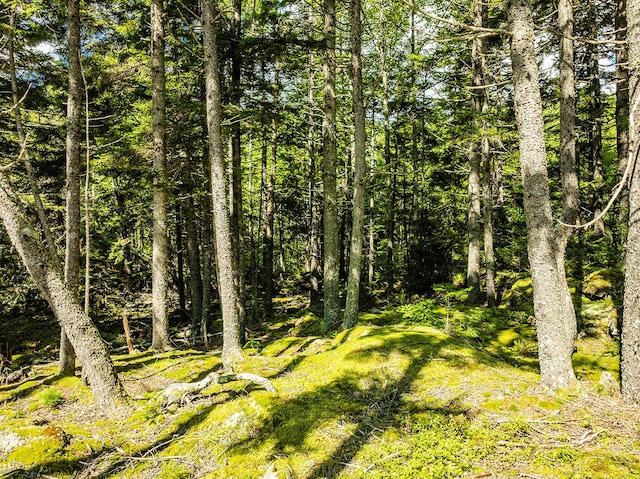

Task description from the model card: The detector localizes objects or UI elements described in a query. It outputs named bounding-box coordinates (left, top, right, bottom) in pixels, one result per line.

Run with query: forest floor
left=0, top=282, right=639, bottom=478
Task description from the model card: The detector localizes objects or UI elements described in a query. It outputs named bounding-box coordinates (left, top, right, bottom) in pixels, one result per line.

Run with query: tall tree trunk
left=377, top=12, right=394, bottom=297
left=82, top=67, right=91, bottom=314
left=616, top=0, right=630, bottom=242
left=470, top=0, right=496, bottom=306
left=621, top=0, right=640, bottom=404
left=262, top=117, right=277, bottom=321
left=0, top=173, right=127, bottom=410
left=201, top=153, right=214, bottom=347
left=368, top=110, right=376, bottom=286
left=181, top=156, right=203, bottom=328
left=61, top=0, right=83, bottom=375
left=151, top=0, right=171, bottom=351
left=230, top=0, right=246, bottom=343
left=587, top=0, right=605, bottom=236
left=343, top=0, right=366, bottom=329
left=558, top=0, right=580, bottom=246
left=322, top=0, right=340, bottom=333
left=507, top=0, right=577, bottom=391
left=175, top=206, right=186, bottom=311
left=466, top=0, right=485, bottom=305
left=247, top=132, right=259, bottom=324
left=308, top=4, right=322, bottom=306
left=8, top=10, right=58, bottom=269
left=203, top=0, right=243, bottom=369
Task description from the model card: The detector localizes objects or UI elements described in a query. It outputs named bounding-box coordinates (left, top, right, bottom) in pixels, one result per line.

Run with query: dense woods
left=1, top=0, right=640, bottom=414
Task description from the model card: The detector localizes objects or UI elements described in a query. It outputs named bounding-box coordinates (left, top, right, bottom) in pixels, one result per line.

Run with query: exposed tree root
left=162, top=371, right=277, bottom=407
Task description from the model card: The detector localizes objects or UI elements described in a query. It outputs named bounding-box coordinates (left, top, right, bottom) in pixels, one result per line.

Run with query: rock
left=599, top=371, right=619, bottom=396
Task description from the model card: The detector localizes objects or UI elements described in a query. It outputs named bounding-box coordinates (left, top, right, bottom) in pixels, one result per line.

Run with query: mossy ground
left=0, top=292, right=639, bottom=478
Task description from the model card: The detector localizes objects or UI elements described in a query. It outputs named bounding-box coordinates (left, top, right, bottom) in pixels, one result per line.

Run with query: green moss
left=157, top=461, right=192, bottom=479
left=37, top=386, right=63, bottom=408
left=7, top=437, right=65, bottom=464
left=536, top=399, right=563, bottom=411
left=496, top=328, right=521, bottom=346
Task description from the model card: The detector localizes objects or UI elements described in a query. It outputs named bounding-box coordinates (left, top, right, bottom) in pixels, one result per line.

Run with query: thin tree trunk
left=322, top=0, right=340, bottom=333
left=621, top=0, right=640, bottom=404
left=230, top=0, right=246, bottom=343
left=8, top=10, right=58, bottom=270
left=368, top=110, right=376, bottom=286
left=507, top=0, right=577, bottom=391
left=0, top=173, right=127, bottom=410
left=616, top=0, right=630, bottom=241
left=262, top=117, right=276, bottom=321
left=377, top=13, right=394, bottom=297
left=558, top=0, right=580, bottom=248
left=203, top=0, right=243, bottom=369
left=175, top=206, right=186, bottom=311
left=201, top=153, right=213, bottom=347
left=469, top=0, right=496, bottom=306
left=82, top=68, right=91, bottom=314
left=343, top=0, right=366, bottom=329
left=247, top=132, right=259, bottom=324
left=587, top=0, right=605, bottom=236
left=308, top=4, right=321, bottom=306
left=466, top=0, right=485, bottom=305
left=61, top=0, right=83, bottom=375
left=151, top=0, right=171, bottom=351
left=182, top=158, right=203, bottom=328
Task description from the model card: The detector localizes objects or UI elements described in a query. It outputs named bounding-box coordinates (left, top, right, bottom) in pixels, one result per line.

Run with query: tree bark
left=322, top=0, right=340, bottom=333
left=471, top=0, right=496, bottom=307
left=175, top=206, right=186, bottom=311
left=8, top=9, right=59, bottom=267
left=343, top=0, right=366, bottom=329
left=558, top=0, right=580, bottom=249
left=308, top=5, right=322, bottom=306
left=230, top=0, right=246, bottom=343
left=377, top=12, right=394, bottom=297
left=203, top=0, right=243, bottom=369
left=507, top=0, right=577, bottom=391
left=467, top=0, right=486, bottom=305
left=586, top=0, right=605, bottom=236
left=61, top=0, right=83, bottom=375
left=181, top=157, right=203, bottom=328
left=0, top=174, right=127, bottom=410
left=616, top=0, right=630, bottom=240
left=621, top=0, right=640, bottom=404
left=262, top=116, right=277, bottom=322
left=151, top=0, right=171, bottom=351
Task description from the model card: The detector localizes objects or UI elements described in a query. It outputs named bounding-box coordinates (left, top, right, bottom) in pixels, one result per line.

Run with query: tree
left=308, top=4, right=322, bottom=306
left=0, top=172, right=128, bottom=410
left=202, top=0, right=243, bottom=369
left=466, top=0, right=487, bottom=305
left=616, top=0, right=630, bottom=237
left=585, top=0, right=605, bottom=236
left=322, top=0, right=340, bottom=333
left=507, top=0, right=577, bottom=391
left=229, top=0, right=246, bottom=342
left=621, top=0, right=640, bottom=404
left=343, top=0, right=366, bottom=329
left=60, top=0, right=83, bottom=376
left=557, top=0, right=580, bottom=251
left=151, top=0, right=171, bottom=351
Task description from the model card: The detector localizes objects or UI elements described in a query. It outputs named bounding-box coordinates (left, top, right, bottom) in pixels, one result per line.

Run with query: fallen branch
left=162, top=371, right=277, bottom=407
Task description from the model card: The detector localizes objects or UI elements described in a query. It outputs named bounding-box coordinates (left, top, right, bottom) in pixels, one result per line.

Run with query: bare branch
left=400, top=0, right=509, bottom=38
left=1, top=83, right=32, bottom=115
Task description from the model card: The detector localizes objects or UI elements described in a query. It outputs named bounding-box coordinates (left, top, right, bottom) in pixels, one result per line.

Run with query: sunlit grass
left=0, top=296, right=637, bottom=478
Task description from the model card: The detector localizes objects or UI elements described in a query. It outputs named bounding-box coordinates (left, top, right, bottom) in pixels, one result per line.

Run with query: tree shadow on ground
left=112, top=349, right=207, bottom=375
left=224, top=327, right=486, bottom=478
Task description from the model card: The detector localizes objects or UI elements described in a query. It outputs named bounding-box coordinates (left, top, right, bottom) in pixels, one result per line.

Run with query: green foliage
left=37, top=387, right=63, bottom=408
